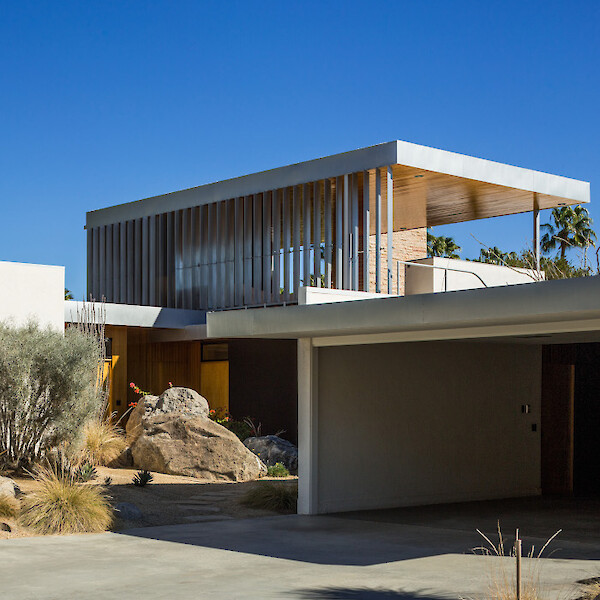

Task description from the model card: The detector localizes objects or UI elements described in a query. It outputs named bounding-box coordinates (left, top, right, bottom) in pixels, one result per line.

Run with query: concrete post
left=297, top=337, right=318, bottom=514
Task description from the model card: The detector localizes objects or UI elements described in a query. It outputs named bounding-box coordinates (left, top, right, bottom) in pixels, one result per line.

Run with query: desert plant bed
left=0, top=466, right=298, bottom=539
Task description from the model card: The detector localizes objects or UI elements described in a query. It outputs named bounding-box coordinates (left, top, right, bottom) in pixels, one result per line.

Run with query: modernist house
left=22, top=139, right=596, bottom=515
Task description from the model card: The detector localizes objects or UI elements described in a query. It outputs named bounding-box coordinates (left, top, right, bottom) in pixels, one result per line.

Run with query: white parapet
left=0, top=260, right=65, bottom=331
left=405, top=257, right=542, bottom=295
left=297, top=287, right=393, bottom=305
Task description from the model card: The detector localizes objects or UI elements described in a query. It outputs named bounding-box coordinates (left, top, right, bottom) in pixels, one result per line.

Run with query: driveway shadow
left=117, top=492, right=600, bottom=566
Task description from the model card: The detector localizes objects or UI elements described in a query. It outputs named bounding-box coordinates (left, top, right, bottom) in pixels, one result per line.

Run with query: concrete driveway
left=1, top=508, right=600, bottom=600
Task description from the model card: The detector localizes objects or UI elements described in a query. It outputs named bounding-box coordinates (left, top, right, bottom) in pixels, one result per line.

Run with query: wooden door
left=541, top=346, right=575, bottom=495
left=200, top=361, right=229, bottom=413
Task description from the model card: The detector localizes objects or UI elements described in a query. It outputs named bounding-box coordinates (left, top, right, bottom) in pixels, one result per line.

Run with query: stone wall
left=367, top=228, right=427, bottom=295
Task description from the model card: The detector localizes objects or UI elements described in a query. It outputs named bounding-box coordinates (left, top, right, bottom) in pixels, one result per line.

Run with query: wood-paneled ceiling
left=367, top=164, right=581, bottom=233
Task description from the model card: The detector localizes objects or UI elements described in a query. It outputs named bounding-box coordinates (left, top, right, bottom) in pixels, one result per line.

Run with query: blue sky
left=0, top=1, right=598, bottom=298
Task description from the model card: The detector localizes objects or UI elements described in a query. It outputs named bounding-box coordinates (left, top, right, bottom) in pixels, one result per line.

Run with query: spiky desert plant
left=240, top=482, right=297, bottom=513
left=81, top=418, right=126, bottom=466
left=132, top=470, right=153, bottom=487
left=19, top=464, right=113, bottom=534
left=0, top=494, right=19, bottom=519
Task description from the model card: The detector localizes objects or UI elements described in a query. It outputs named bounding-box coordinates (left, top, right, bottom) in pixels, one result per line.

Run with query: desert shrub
left=19, top=464, right=113, bottom=534
left=132, top=470, right=153, bottom=487
left=0, top=494, right=19, bottom=519
left=267, top=462, right=290, bottom=478
left=0, top=322, right=103, bottom=471
left=81, top=418, right=126, bottom=466
left=208, top=408, right=253, bottom=441
left=240, top=482, right=297, bottom=513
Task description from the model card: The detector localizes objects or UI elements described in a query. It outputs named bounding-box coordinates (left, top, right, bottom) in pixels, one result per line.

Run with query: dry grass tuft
left=81, top=418, right=126, bottom=466
left=474, top=523, right=562, bottom=600
left=19, top=464, right=113, bottom=534
left=240, top=482, right=297, bottom=513
left=578, top=581, right=600, bottom=600
left=0, top=494, right=19, bottom=519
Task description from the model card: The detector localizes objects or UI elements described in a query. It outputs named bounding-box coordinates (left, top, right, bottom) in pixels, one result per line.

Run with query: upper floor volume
left=86, top=140, right=590, bottom=311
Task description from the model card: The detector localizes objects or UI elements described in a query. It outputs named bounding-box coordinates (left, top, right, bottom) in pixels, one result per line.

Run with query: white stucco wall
left=405, top=257, right=541, bottom=295
left=315, top=340, right=541, bottom=513
left=0, top=261, right=65, bottom=331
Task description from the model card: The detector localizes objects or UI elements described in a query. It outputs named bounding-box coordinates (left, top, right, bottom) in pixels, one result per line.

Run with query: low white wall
left=0, top=261, right=65, bottom=331
left=316, top=340, right=541, bottom=513
left=298, top=287, right=393, bottom=305
left=405, top=257, right=541, bottom=295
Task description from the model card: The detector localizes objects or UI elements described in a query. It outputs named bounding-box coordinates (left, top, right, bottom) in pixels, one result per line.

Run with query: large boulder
left=153, top=387, right=210, bottom=418
left=126, top=387, right=209, bottom=445
left=131, top=414, right=266, bottom=481
left=128, top=386, right=265, bottom=482
left=0, top=476, right=20, bottom=499
left=126, top=394, right=158, bottom=444
left=244, top=435, right=298, bottom=475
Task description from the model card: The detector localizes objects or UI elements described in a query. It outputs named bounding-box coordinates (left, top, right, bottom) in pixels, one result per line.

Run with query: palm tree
left=427, top=231, right=461, bottom=259
left=478, top=246, right=519, bottom=266
left=541, top=206, right=596, bottom=260
left=64, top=288, right=74, bottom=300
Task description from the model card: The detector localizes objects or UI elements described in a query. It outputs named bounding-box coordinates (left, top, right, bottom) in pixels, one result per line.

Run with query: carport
left=207, top=276, right=600, bottom=515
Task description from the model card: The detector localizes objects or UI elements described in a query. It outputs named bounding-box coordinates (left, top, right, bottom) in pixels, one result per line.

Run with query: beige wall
left=316, top=340, right=542, bottom=513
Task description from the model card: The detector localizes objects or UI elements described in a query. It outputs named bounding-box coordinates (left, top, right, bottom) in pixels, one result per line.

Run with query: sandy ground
left=0, top=467, right=297, bottom=539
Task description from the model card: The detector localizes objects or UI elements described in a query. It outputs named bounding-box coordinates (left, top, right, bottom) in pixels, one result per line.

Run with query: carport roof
left=206, top=277, right=600, bottom=346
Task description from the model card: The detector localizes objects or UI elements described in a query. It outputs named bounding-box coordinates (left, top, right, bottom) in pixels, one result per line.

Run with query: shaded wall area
left=316, top=341, right=542, bottom=514
left=228, top=339, right=298, bottom=444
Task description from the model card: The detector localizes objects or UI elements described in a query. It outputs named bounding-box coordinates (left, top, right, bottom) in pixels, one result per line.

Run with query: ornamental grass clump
left=81, top=418, right=126, bottom=466
left=19, top=464, right=113, bottom=535
left=474, top=523, right=562, bottom=600
left=240, top=482, right=297, bottom=513
left=0, top=494, right=19, bottom=519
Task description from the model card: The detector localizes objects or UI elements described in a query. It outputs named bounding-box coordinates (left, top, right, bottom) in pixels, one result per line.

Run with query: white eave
left=206, top=277, right=600, bottom=347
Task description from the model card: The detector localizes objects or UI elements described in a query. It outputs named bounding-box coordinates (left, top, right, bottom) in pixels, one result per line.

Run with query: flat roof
left=86, top=140, right=590, bottom=229
left=206, top=277, right=600, bottom=347
left=65, top=301, right=206, bottom=329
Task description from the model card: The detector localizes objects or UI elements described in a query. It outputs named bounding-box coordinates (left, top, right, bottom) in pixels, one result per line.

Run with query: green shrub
left=240, top=482, right=297, bottom=513
left=267, top=462, right=290, bottom=477
left=0, top=322, right=103, bottom=471
left=19, top=465, right=113, bottom=534
left=208, top=408, right=253, bottom=441
left=225, top=419, right=253, bottom=442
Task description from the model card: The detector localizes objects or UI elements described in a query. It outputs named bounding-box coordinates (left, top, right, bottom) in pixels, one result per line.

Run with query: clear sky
left=1, top=1, right=598, bottom=298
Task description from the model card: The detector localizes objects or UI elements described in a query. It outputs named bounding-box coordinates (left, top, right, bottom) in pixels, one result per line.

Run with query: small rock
left=0, top=476, right=20, bottom=499
left=244, top=435, right=298, bottom=475
left=115, top=502, right=144, bottom=521
left=0, top=522, right=11, bottom=532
